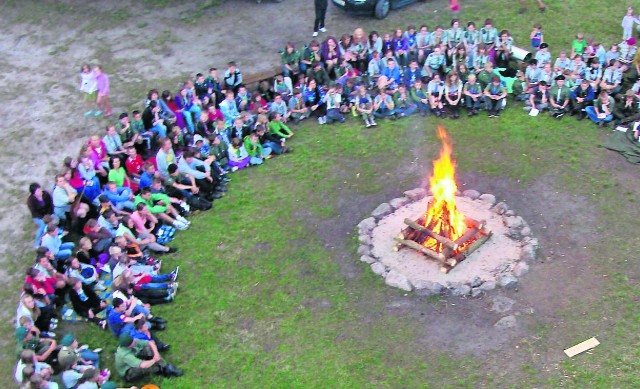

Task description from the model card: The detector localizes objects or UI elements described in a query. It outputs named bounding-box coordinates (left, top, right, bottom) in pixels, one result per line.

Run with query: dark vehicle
left=332, top=0, right=425, bottom=20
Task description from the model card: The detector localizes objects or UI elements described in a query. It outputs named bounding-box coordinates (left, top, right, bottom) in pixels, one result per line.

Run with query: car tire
left=374, top=0, right=390, bottom=19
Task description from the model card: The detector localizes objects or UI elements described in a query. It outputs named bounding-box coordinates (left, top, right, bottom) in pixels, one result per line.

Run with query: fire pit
left=356, top=127, right=539, bottom=296
left=393, top=127, right=492, bottom=273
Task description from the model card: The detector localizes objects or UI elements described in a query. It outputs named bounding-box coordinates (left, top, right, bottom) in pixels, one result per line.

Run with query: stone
left=357, top=217, right=376, bottom=234
left=478, top=193, right=496, bottom=206
left=449, top=282, right=471, bottom=296
left=370, top=262, right=387, bottom=276
left=389, top=197, right=410, bottom=210
left=479, top=279, right=497, bottom=291
left=521, top=226, right=531, bottom=237
left=491, top=296, right=516, bottom=313
left=505, top=210, right=515, bottom=216
left=506, top=227, right=523, bottom=240
left=520, top=244, right=537, bottom=262
left=528, top=238, right=539, bottom=250
left=357, top=245, right=371, bottom=256
left=498, top=273, right=519, bottom=289
left=513, top=262, right=530, bottom=277
left=504, top=216, right=524, bottom=229
left=494, top=315, right=517, bottom=329
left=371, top=203, right=392, bottom=220
left=358, top=233, right=372, bottom=245
left=492, top=201, right=509, bottom=215
left=463, top=189, right=481, bottom=200
left=404, top=188, right=427, bottom=201
left=414, top=280, right=444, bottom=295
left=359, top=255, right=376, bottom=264
left=469, top=276, right=483, bottom=288
left=385, top=270, right=412, bottom=291
left=471, top=287, right=484, bottom=298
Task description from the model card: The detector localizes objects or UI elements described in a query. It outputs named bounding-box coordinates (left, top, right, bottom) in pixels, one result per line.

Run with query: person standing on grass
left=313, top=0, right=328, bottom=38
left=79, top=64, right=98, bottom=116
left=94, top=65, right=112, bottom=117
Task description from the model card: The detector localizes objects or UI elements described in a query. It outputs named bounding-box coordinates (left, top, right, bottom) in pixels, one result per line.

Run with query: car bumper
left=331, top=0, right=375, bottom=15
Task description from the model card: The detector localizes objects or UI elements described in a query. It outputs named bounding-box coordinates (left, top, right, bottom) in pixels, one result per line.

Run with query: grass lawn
left=3, top=1, right=640, bottom=388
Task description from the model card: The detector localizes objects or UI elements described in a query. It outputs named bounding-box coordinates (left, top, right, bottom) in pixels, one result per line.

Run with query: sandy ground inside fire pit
left=371, top=197, right=520, bottom=286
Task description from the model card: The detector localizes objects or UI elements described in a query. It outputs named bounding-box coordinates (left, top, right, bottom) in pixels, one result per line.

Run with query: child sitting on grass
left=227, top=138, right=251, bottom=171
left=268, top=112, right=294, bottom=143
left=355, top=85, right=376, bottom=127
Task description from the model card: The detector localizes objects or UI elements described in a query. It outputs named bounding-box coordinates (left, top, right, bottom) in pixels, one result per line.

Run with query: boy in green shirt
left=115, top=333, right=182, bottom=381
left=549, top=75, right=572, bottom=119
left=484, top=76, right=507, bottom=117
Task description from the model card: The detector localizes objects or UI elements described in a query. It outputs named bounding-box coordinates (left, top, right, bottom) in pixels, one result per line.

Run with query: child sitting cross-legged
left=355, top=85, right=376, bottom=127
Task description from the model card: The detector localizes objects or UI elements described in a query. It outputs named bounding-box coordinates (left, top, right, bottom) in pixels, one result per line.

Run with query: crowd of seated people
left=17, top=14, right=640, bottom=388
left=274, top=18, right=640, bottom=129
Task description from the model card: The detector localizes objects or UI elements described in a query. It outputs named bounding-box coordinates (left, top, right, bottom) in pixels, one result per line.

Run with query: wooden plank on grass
left=564, top=337, right=600, bottom=357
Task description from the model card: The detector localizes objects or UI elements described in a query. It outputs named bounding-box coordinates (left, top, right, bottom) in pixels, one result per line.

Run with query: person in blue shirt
left=403, top=60, right=421, bottom=87
left=380, top=58, right=402, bottom=91
left=569, top=79, right=594, bottom=120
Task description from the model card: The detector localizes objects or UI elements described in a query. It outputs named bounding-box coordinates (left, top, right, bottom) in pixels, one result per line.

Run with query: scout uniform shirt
left=535, top=50, right=551, bottom=68
left=447, top=27, right=464, bottom=48
left=464, top=81, right=483, bottom=97
left=424, top=52, right=446, bottom=72
left=525, top=65, right=541, bottom=83
left=480, top=26, right=497, bottom=45
left=554, top=57, right=572, bottom=71
left=550, top=84, right=571, bottom=104
left=602, top=67, right=623, bottom=85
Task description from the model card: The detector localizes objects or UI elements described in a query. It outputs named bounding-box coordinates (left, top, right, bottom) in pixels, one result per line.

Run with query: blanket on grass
left=603, top=128, right=640, bottom=164
left=61, top=272, right=112, bottom=322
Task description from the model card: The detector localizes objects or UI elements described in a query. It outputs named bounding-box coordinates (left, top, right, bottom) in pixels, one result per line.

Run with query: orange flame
left=423, top=126, right=467, bottom=252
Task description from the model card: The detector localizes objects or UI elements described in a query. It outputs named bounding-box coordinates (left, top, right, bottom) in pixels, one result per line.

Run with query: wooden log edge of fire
left=393, top=237, right=447, bottom=263
left=403, top=218, right=459, bottom=251
left=444, top=230, right=493, bottom=272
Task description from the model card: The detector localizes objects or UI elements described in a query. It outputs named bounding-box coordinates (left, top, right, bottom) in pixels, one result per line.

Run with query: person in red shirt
left=125, top=147, right=144, bottom=183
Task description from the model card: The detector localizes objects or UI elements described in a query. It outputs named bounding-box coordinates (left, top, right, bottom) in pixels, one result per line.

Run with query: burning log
left=403, top=218, right=459, bottom=251
left=453, top=227, right=480, bottom=249
left=393, top=237, right=446, bottom=263
left=454, top=230, right=493, bottom=262
left=464, top=217, right=485, bottom=231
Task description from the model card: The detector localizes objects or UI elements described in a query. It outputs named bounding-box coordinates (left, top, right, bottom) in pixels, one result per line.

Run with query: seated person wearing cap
left=59, top=333, right=102, bottom=369
left=612, top=90, right=640, bottom=126
left=549, top=74, right=571, bottom=119
left=115, top=333, right=183, bottom=381
left=569, top=79, right=595, bottom=120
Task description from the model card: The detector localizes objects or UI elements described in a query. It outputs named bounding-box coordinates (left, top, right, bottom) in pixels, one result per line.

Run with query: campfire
left=394, top=127, right=492, bottom=273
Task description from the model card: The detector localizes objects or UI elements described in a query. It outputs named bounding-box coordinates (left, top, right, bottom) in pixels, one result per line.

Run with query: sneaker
left=231, top=166, right=239, bottom=172
left=84, top=110, right=94, bottom=116
left=317, top=117, right=323, bottom=125
left=93, top=348, right=103, bottom=353
left=371, top=120, right=377, bottom=126
left=365, top=121, right=371, bottom=128
left=319, top=27, right=327, bottom=33
left=167, top=247, right=178, bottom=254
left=49, top=322, right=58, bottom=330
left=488, top=112, right=495, bottom=118
left=312, top=31, right=318, bottom=37
left=78, top=345, right=89, bottom=351
left=176, top=215, right=190, bottom=225
left=173, top=221, right=188, bottom=230
left=171, top=266, right=179, bottom=282
left=495, top=111, right=501, bottom=117
left=93, top=110, right=102, bottom=116
left=42, top=332, right=56, bottom=338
